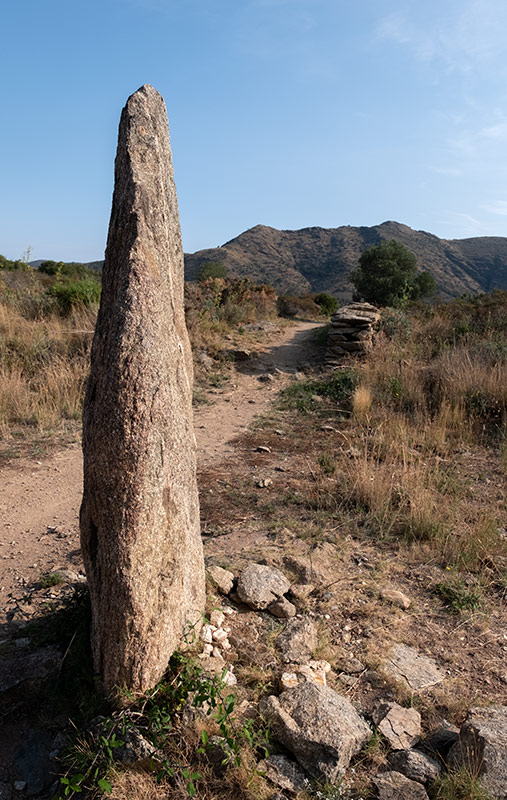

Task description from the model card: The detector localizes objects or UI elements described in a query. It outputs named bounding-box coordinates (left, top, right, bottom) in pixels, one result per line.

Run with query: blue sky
left=2, top=0, right=507, bottom=262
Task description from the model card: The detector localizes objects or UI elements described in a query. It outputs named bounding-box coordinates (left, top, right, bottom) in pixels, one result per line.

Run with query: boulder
left=373, top=701, right=421, bottom=750
left=373, top=771, right=429, bottom=800
left=276, top=618, right=318, bottom=663
left=261, top=682, right=371, bottom=783
left=388, top=749, right=441, bottom=783
left=268, top=597, right=297, bottom=618
left=236, top=564, right=290, bottom=610
left=448, top=705, right=507, bottom=799
left=207, top=566, right=235, bottom=596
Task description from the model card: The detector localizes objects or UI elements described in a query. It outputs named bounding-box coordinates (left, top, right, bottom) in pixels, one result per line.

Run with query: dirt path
left=0, top=320, right=320, bottom=612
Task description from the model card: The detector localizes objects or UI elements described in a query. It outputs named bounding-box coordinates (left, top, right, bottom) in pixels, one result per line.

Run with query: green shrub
left=48, top=279, right=101, bottom=315
left=277, top=294, right=321, bottom=318
left=314, top=292, right=339, bottom=316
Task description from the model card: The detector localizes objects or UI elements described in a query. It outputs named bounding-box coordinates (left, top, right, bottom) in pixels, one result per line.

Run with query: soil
left=0, top=320, right=320, bottom=620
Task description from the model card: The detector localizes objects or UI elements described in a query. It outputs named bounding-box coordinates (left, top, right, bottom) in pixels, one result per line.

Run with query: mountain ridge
left=29, top=221, right=507, bottom=299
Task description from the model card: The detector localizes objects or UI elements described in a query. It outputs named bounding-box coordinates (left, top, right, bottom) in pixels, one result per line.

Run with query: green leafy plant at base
left=39, top=570, right=65, bottom=588
left=58, top=651, right=270, bottom=799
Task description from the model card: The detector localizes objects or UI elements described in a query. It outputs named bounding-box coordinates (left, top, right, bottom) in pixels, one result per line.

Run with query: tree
left=350, top=240, right=436, bottom=307
left=197, top=261, right=227, bottom=281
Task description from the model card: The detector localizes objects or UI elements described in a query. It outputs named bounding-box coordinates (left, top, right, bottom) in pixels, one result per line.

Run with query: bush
left=314, top=292, right=339, bottom=316
left=277, top=294, right=321, bottom=318
left=48, top=279, right=101, bottom=315
left=0, top=254, right=30, bottom=272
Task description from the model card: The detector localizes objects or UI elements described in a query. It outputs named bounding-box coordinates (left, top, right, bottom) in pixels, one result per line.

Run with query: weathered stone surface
left=207, top=565, right=235, bottom=595
left=80, top=84, right=205, bottom=694
left=113, top=729, right=155, bottom=764
left=287, top=583, right=315, bottom=607
left=276, top=618, right=318, bottom=663
left=268, top=597, right=297, bottom=618
left=0, top=645, right=61, bottom=694
left=373, top=771, right=429, bottom=800
left=236, top=563, right=290, bottom=609
left=337, top=656, right=365, bottom=674
left=382, top=643, right=444, bottom=691
left=261, top=682, right=371, bottom=783
left=257, top=754, right=309, bottom=793
left=373, top=701, right=421, bottom=750
left=448, top=706, right=507, bottom=799
left=381, top=588, right=411, bottom=610
left=388, top=749, right=441, bottom=783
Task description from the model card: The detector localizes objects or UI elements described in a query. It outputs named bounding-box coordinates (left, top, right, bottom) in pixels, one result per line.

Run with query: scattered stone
left=256, top=478, right=273, bottom=488
left=201, top=625, right=213, bottom=644
left=261, top=682, right=371, bottom=783
left=288, top=583, right=315, bottom=607
left=212, top=628, right=228, bottom=643
left=373, top=701, right=421, bottom=750
left=268, top=597, right=297, bottom=618
left=373, top=770, right=429, bottom=800
left=258, top=374, right=274, bottom=382
left=381, top=588, right=411, bottom=610
left=209, top=609, right=225, bottom=627
left=381, top=643, right=444, bottom=692
left=257, top=754, right=309, bottom=794
left=237, top=564, right=291, bottom=610
left=195, top=351, right=214, bottom=369
left=292, top=372, right=306, bottom=381
left=276, top=618, right=318, bottom=663
left=80, top=84, right=205, bottom=694
left=448, top=705, right=507, bottom=799
left=228, top=348, right=251, bottom=361
left=388, top=749, right=441, bottom=783
left=207, top=566, right=235, bottom=596
left=14, top=782, right=26, bottom=792
left=114, top=729, right=155, bottom=764
left=337, top=656, right=365, bottom=674
left=255, top=445, right=271, bottom=453
left=280, top=661, right=331, bottom=690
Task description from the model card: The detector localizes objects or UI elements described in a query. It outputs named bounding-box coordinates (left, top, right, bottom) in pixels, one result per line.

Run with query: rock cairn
left=80, top=84, right=205, bottom=696
left=327, top=302, right=380, bottom=362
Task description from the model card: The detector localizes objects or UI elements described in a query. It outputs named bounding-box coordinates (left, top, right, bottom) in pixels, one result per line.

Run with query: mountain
left=183, top=221, right=507, bottom=300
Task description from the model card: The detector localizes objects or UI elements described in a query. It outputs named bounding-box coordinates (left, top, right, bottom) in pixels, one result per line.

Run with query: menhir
left=80, top=84, right=205, bottom=696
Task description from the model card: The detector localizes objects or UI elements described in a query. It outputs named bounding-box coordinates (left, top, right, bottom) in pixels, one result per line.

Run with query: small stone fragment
left=256, top=478, right=273, bottom=488
left=201, top=625, right=213, bottom=644
left=373, top=701, right=421, bottom=750
left=337, top=656, right=365, bottom=674
left=257, top=754, right=309, bottom=794
left=237, top=563, right=291, bottom=610
left=255, top=446, right=271, bottom=453
left=207, top=566, right=235, bottom=596
left=288, top=583, right=315, bottom=606
left=388, top=749, right=441, bottom=783
left=268, top=597, right=297, bottom=618
left=209, top=609, right=226, bottom=627
left=212, top=628, right=228, bottom=643
left=381, top=588, right=411, bottom=610
left=373, top=771, right=429, bottom=800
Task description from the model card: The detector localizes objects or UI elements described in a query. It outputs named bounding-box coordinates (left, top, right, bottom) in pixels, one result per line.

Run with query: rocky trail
left=0, top=320, right=320, bottom=617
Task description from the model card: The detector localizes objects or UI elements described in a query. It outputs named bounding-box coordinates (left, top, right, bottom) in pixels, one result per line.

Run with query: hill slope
left=184, top=221, right=507, bottom=299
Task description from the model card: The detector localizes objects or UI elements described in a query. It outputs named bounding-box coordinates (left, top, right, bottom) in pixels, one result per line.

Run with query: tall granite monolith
left=80, top=84, right=205, bottom=695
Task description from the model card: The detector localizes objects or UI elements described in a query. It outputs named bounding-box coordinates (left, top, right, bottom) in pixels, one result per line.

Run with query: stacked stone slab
left=327, top=302, right=380, bottom=361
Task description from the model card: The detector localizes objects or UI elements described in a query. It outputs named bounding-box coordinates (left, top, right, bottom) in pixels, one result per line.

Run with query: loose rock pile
left=327, top=302, right=380, bottom=362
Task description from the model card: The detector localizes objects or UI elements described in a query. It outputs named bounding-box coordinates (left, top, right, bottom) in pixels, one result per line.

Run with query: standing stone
left=80, top=84, right=205, bottom=695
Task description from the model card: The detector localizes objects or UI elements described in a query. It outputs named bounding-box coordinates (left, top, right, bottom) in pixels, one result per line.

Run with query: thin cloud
left=430, top=166, right=464, bottom=177
left=481, top=200, right=507, bottom=216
